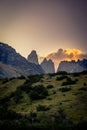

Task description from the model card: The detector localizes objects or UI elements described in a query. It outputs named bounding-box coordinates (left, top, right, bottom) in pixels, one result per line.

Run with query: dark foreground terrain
left=0, top=71, right=87, bottom=130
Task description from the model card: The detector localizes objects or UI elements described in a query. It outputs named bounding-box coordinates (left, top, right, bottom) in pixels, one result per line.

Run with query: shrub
left=52, top=90, right=56, bottom=94
left=78, top=87, right=87, bottom=91
left=59, top=87, right=71, bottom=92
left=84, top=83, right=87, bottom=86
left=77, top=120, right=87, bottom=130
left=36, top=104, right=50, bottom=111
left=19, top=84, right=32, bottom=93
left=12, top=88, right=23, bottom=103
left=62, top=77, right=77, bottom=86
left=0, top=107, right=21, bottom=120
left=75, top=78, right=78, bottom=82
left=28, top=75, right=43, bottom=84
left=29, top=85, right=48, bottom=100
left=80, top=71, right=87, bottom=75
left=47, top=85, right=54, bottom=89
left=2, top=78, right=9, bottom=83
left=73, top=73, right=80, bottom=77
left=57, top=71, right=67, bottom=75
left=56, top=75, right=68, bottom=81
left=47, top=97, right=52, bottom=100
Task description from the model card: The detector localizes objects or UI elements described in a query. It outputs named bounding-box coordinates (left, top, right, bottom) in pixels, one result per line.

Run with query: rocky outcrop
left=57, top=59, right=87, bottom=73
left=41, top=58, right=55, bottom=74
left=0, top=42, right=44, bottom=78
left=27, top=50, right=39, bottom=65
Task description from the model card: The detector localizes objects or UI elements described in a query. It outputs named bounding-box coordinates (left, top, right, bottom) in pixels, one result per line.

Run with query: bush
left=59, top=87, right=71, bottom=92
left=2, top=78, right=9, bottom=83
left=57, top=71, right=67, bottom=75
left=19, top=84, right=32, bottom=93
left=52, top=90, right=56, bottom=94
left=29, top=85, right=48, bottom=100
left=0, top=107, right=21, bottom=120
left=77, top=120, right=87, bottom=130
left=56, top=75, right=68, bottom=81
left=80, top=71, right=87, bottom=75
left=46, top=85, right=54, bottom=89
left=12, top=88, right=23, bottom=103
left=62, top=77, right=77, bottom=86
left=28, top=75, right=43, bottom=84
left=78, top=87, right=87, bottom=91
left=73, top=73, right=80, bottom=77
left=84, top=83, right=87, bottom=86
left=36, top=104, right=50, bottom=111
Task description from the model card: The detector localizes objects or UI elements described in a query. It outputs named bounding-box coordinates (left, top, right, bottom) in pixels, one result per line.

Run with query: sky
left=0, top=0, right=87, bottom=58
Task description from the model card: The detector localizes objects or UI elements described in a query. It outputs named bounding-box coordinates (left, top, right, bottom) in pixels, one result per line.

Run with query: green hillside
left=0, top=72, right=87, bottom=129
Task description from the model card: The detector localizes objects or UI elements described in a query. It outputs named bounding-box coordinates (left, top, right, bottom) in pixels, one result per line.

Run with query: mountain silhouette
left=0, top=42, right=44, bottom=78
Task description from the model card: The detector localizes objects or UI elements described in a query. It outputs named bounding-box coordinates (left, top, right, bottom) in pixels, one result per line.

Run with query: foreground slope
left=0, top=72, right=87, bottom=129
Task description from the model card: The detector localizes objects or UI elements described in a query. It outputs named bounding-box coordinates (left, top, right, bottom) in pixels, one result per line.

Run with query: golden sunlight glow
left=65, top=48, right=83, bottom=61
left=65, top=48, right=82, bottom=55
left=45, top=48, right=85, bottom=71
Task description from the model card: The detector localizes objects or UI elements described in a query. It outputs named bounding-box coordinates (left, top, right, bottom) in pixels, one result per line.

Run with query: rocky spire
left=41, top=58, right=55, bottom=74
left=27, top=50, right=39, bottom=65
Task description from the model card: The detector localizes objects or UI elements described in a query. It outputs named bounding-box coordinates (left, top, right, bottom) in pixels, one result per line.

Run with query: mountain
left=78, top=59, right=87, bottom=70
left=41, top=58, right=55, bottom=74
left=0, top=42, right=44, bottom=78
left=57, top=59, right=87, bottom=73
left=27, top=50, right=39, bottom=65
left=41, top=48, right=87, bottom=71
left=0, top=62, right=21, bottom=78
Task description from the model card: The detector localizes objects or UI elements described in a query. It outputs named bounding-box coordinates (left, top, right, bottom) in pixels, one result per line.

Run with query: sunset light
left=65, top=48, right=82, bottom=55
left=0, top=1, right=87, bottom=129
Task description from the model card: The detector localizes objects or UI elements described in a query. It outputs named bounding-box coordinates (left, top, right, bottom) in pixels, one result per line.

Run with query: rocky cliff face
left=57, top=59, right=87, bottom=73
left=0, top=42, right=44, bottom=78
left=41, top=58, right=55, bottom=74
left=0, top=62, right=21, bottom=78
left=27, top=50, right=39, bottom=65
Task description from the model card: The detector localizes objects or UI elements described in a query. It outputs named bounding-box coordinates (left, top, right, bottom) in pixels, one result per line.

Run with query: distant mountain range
left=57, top=59, right=87, bottom=73
left=27, top=50, right=55, bottom=74
left=0, top=42, right=87, bottom=78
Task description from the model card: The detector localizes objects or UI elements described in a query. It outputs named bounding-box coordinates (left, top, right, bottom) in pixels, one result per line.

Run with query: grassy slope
left=0, top=73, right=87, bottom=124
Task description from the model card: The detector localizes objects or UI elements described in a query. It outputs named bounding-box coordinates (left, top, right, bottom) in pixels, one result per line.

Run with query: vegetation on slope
left=0, top=72, right=87, bottom=129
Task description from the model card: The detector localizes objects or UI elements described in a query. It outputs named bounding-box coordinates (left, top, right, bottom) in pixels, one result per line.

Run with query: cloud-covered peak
left=46, top=48, right=87, bottom=70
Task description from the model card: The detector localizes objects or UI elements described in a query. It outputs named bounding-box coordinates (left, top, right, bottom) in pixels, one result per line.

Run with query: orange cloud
left=64, top=48, right=83, bottom=61
left=46, top=48, right=87, bottom=70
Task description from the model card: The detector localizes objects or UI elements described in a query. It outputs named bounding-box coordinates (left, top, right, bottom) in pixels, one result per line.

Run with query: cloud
left=46, top=48, right=87, bottom=70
